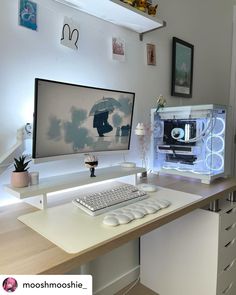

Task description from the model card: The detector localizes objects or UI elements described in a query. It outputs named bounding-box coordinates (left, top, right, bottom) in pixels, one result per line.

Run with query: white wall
left=158, top=0, right=233, bottom=105
left=0, top=0, right=234, bottom=292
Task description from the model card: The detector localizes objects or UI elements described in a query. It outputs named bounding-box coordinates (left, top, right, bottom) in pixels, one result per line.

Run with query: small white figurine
left=135, top=123, right=146, bottom=136
left=156, top=94, right=166, bottom=112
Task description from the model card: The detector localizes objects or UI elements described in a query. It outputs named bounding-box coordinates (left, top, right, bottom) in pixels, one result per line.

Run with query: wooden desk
left=1, top=174, right=236, bottom=274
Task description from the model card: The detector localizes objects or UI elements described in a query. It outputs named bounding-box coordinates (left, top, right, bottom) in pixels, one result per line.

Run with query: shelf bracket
left=41, top=193, right=48, bottom=209
left=23, top=193, right=48, bottom=210
left=138, top=20, right=166, bottom=41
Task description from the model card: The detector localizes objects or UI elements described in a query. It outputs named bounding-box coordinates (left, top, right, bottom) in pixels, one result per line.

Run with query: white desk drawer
left=218, top=238, right=236, bottom=272
left=217, top=259, right=236, bottom=294
left=220, top=207, right=236, bottom=229
left=219, top=222, right=236, bottom=249
left=217, top=282, right=236, bottom=295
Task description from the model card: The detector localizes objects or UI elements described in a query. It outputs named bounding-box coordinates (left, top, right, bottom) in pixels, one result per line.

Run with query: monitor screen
left=32, top=78, right=135, bottom=162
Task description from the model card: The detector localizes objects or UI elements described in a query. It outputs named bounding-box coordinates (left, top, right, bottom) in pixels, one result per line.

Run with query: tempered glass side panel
left=151, top=105, right=227, bottom=183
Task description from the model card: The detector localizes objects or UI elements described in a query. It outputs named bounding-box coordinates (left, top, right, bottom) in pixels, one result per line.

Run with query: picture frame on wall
left=146, top=43, right=156, bottom=66
left=171, top=37, right=194, bottom=98
left=112, top=37, right=125, bottom=61
left=19, top=0, right=37, bottom=31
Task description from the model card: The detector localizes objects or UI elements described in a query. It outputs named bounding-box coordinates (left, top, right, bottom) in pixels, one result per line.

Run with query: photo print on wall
left=19, top=0, right=37, bottom=31
left=112, top=37, right=125, bottom=61
left=61, top=17, right=80, bottom=50
left=146, top=43, right=156, bottom=65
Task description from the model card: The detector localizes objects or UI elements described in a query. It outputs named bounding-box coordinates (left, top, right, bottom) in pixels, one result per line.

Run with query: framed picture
left=112, top=37, right=125, bottom=61
left=19, top=0, right=37, bottom=31
left=146, top=43, right=156, bottom=66
left=171, top=37, right=194, bottom=98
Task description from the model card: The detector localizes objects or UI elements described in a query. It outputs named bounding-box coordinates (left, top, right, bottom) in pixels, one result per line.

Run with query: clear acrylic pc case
left=150, top=105, right=228, bottom=184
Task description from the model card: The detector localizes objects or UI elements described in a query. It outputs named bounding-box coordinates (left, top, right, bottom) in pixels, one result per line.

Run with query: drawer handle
left=226, top=208, right=236, bottom=214
left=225, top=238, right=236, bottom=248
left=225, top=223, right=236, bottom=231
left=224, top=259, right=236, bottom=271
left=222, top=282, right=233, bottom=294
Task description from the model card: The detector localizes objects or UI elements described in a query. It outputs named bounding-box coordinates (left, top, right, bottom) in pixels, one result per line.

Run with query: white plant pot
left=11, top=171, right=29, bottom=188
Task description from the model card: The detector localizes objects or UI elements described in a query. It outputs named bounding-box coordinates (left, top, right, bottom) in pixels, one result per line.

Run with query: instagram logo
left=2, top=277, right=18, bottom=293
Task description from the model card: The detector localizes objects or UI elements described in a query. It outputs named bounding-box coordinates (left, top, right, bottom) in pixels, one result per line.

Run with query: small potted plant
left=11, top=155, right=31, bottom=188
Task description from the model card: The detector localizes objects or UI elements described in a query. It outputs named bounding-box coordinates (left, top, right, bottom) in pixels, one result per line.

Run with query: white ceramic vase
left=11, top=171, right=29, bottom=188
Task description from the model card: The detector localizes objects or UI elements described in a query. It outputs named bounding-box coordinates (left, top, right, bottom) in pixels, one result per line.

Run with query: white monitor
left=32, top=78, right=135, bottom=163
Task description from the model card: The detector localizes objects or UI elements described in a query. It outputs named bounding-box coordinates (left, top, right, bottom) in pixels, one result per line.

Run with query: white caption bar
left=0, top=275, right=92, bottom=295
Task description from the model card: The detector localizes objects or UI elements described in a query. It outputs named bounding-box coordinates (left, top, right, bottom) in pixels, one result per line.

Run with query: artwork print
left=19, top=0, right=37, bottom=31
left=34, top=80, right=135, bottom=158
left=61, top=17, right=80, bottom=50
left=112, top=37, right=125, bottom=61
left=171, top=37, right=194, bottom=98
left=146, top=43, right=156, bottom=65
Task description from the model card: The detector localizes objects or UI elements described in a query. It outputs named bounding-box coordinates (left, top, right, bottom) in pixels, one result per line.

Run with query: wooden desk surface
left=1, top=174, right=236, bottom=275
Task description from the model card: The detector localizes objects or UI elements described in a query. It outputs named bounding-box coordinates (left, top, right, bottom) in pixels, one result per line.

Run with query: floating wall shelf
left=54, top=0, right=166, bottom=40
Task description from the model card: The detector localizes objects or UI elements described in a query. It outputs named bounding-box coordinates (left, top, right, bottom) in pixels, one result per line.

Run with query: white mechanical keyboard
left=72, top=183, right=149, bottom=216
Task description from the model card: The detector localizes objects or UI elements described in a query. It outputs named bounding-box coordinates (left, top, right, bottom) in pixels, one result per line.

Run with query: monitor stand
left=120, top=153, right=136, bottom=168
left=5, top=165, right=145, bottom=209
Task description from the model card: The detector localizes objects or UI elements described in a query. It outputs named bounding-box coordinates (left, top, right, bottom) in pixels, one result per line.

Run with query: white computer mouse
left=103, top=216, right=119, bottom=226
left=138, top=184, right=158, bottom=192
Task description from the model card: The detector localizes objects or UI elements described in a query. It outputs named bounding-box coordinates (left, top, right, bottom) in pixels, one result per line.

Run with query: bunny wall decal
left=60, top=17, right=79, bottom=50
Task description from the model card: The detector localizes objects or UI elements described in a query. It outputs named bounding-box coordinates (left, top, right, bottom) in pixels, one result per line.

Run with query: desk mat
left=18, top=187, right=202, bottom=254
